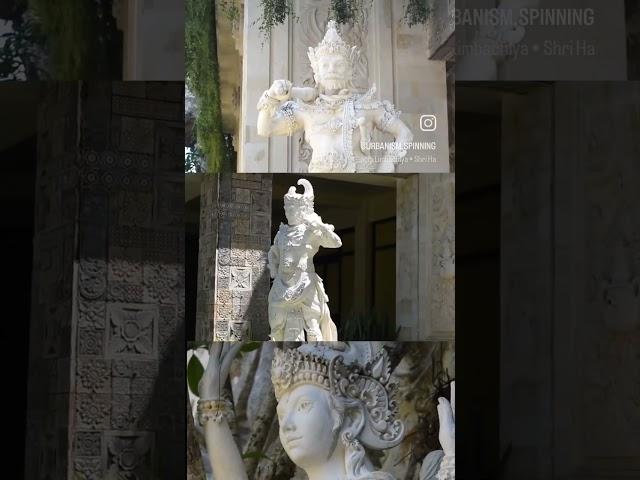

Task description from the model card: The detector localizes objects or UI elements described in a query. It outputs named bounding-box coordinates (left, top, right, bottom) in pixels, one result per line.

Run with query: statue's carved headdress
left=307, top=20, right=360, bottom=79
left=271, top=343, right=405, bottom=450
left=284, top=178, right=314, bottom=211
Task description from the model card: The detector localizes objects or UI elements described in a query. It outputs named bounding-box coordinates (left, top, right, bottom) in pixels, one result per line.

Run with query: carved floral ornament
left=107, top=304, right=158, bottom=356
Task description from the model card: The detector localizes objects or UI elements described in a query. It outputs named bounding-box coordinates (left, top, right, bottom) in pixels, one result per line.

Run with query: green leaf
left=242, top=451, right=272, bottom=461
left=240, top=341, right=262, bottom=353
left=187, top=341, right=209, bottom=350
left=187, top=354, right=205, bottom=395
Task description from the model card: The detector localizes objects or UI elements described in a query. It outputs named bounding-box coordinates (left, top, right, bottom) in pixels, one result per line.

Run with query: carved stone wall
left=426, top=0, right=455, bottom=61
left=237, top=0, right=450, bottom=173
left=25, top=82, right=185, bottom=479
left=196, top=173, right=272, bottom=342
left=501, top=82, right=640, bottom=478
left=396, top=173, right=455, bottom=341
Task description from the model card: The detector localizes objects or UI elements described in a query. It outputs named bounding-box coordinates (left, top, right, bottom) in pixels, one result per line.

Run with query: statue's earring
left=341, top=431, right=361, bottom=450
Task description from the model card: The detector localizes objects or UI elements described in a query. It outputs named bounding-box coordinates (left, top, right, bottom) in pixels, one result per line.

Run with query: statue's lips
left=284, top=435, right=303, bottom=446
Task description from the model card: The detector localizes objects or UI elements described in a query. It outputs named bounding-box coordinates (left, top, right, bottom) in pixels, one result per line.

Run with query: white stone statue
left=267, top=178, right=341, bottom=341
left=196, top=342, right=455, bottom=480
left=257, top=20, right=413, bottom=173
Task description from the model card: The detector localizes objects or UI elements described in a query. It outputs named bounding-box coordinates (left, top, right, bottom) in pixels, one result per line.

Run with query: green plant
left=253, top=0, right=296, bottom=41
left=186, top=0, right=226, bottom=171
left=328, top=0, right=371, bottom=26
left=28, top=0, right=119, bottom=78
left=218, top=0, right=241, bottom=29
left=185, top=144, right=204, bottom=173
left=338, top=309, right=399, bottom=341
left=0, top=18, right=46, bottom=79
left=402, top=0, right=432, bottom=27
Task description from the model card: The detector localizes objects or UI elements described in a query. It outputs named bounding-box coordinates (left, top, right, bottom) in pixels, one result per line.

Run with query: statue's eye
left=298, top=400, right=312, bottom=412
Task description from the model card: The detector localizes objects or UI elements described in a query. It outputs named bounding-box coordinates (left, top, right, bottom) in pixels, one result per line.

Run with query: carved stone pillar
left=196, top=173, right=272, bottom=341
left=396, top=173, right=455, bottom=341
left=25, top=82, right=185, bottom=479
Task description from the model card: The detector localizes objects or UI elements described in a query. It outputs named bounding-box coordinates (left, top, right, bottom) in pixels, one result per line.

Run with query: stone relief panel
left=104, top=431, right=155, bottom=478
left=106, top=303, right=159, bottom=358
left=229, top=266, right=253, bottom=291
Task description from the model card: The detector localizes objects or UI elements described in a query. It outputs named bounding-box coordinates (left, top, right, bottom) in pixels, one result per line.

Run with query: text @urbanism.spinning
left=365, top=141, right=437, bottom=151
left=455, top=8, right=596, bottom=27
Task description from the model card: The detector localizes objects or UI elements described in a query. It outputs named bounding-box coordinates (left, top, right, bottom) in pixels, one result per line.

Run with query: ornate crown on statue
left=271, top=343, right=405, bottom=450
left=307, top=20, right=360, bottom=74
left=284, top=178, right=315, bottom=211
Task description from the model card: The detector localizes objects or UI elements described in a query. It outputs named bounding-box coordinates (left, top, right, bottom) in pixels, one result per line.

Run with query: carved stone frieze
left=76, top=394, right=111, bottom=430
left=79, top=259, right=107, bottom=300
left=75, top=431, right=102, bottom=457
left=105, top=431, right=154, bottom=478
left=74, top=457, right=102, bottom=480
left=77, top=359, right=111, bottom=393
left=78, top=328, right=106, bottom=356
left=229, top=266, right=252, bottom=291
left=106, top=303, right=159, bottom=357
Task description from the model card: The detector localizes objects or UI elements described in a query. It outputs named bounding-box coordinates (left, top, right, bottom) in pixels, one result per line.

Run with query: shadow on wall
left=24, top=81, right=186, bottom=479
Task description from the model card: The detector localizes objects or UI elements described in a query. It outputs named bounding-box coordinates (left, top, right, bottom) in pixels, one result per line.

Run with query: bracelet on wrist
left=197, top=398, right=234, bottom=426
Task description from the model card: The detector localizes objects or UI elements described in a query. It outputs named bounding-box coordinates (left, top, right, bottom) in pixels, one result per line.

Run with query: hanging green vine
left=328, top=0, right=371, bottom=26
left=402, top=0, right=432, bottom=28
left=253, top=0, right=296, bottom=41
left=186, top=0, right=226, bottom=172
left=254, top=0, right=432, bottom=41
left=28, top=0, right=120, bottom=79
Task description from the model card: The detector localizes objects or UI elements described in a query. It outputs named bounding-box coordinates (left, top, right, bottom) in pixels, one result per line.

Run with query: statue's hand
left=267, top=80, right=292, bottom=101
left=308, top=217, right=334, bottom=236
left=437, top=383, right=455, bottom=458
left=357, top=116, right=374, bottom=154
left=198, top=342, right=242, bottom=400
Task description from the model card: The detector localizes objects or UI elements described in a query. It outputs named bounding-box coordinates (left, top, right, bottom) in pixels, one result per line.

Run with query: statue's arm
left=308, top=214, right=342, bottom=249
left=203, top=419, right=248, bottom=480
left=320, top=226, right=342, bottom=249
left=257, top=80, right=305, bottom=137
left=374, top=102, right=413, bottom=144
left=369, top=103, right=414, bottom=173
left=267, top=235, right=280, bottom=278
left=435, top=381, right=455, bottom=479
left=198, top=343, right=248, bottom=480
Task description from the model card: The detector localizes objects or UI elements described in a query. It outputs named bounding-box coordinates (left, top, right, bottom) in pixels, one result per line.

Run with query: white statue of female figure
left=257, top=20, right=413, bottom=173
left=197, top=342, right=455, bottom=480
left=268, top=179, right=342, bottom=341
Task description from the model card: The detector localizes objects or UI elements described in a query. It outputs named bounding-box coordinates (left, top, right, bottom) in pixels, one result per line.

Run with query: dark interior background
left=0, top=84, right=41, bottom=474
left=456, top=82, right=502, bottom=479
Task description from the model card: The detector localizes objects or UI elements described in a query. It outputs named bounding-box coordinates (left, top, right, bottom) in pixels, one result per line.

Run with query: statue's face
left=277, top=385, right=339, bottom=468
left=284, top=203, right=305, bottom=226
left=315, top=53, right=351, bottom=91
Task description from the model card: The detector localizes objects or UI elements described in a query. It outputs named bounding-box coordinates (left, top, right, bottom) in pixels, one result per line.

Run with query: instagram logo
left=420, top=115, right=436, bottom=131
